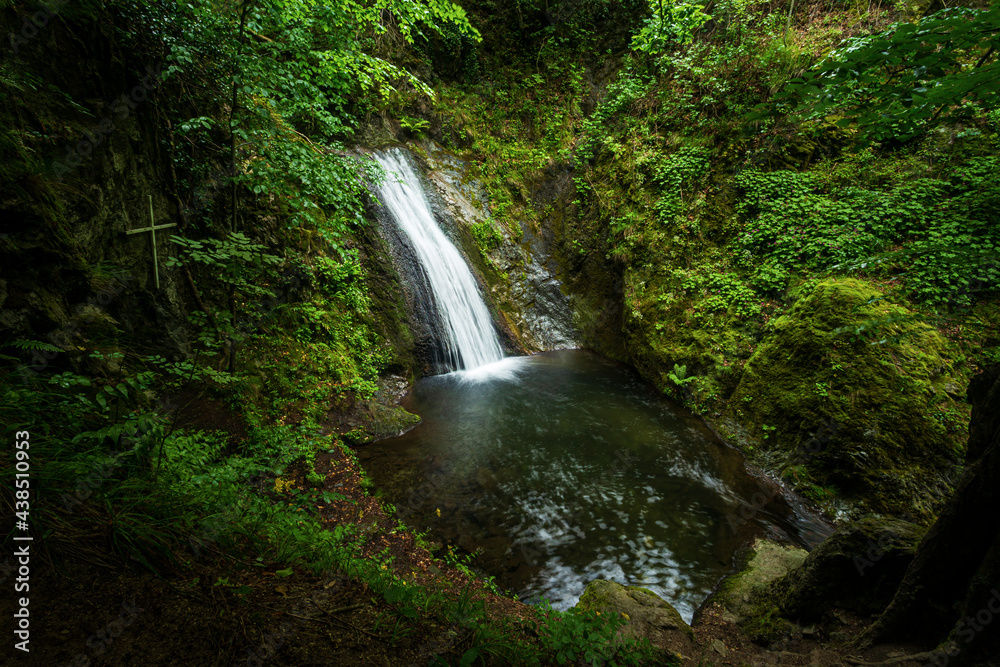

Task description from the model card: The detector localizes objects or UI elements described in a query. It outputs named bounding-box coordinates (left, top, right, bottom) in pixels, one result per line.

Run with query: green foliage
left=751, top=262, right=790, bottom=295
left=470, top=220, right=505, bottom=256
left=676, top=268, right=764, bottom=319
left=667, top=363, right=696, bottom=386
left=652, top=147, right=710, bottom=224
left=168, top=232, right=281, bottom=296
left=631, top=0, right=711, bottom=54
left=159, top=0, right=479, bottom=245
left=533, top=600, right=660, bottom=666
left=734, top=158, right=1000, bottom=306
left=765, top=6, right=1000, bottom=143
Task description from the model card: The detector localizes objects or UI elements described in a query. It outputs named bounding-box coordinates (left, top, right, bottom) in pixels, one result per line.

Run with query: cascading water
left=373, top=149, right=505, bottom=372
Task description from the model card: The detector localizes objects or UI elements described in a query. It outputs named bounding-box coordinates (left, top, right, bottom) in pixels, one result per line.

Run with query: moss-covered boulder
left=707, top=539, right=807, bottom=645
left=729, top=278, right=967, bottom=521
left=778, top=517, right=924, bottom=621
left=574, top=579, right=695, bottom=659
left=711, top=539, right=807, bottom=620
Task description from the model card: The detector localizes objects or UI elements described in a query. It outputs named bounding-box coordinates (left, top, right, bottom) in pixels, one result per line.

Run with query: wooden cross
left=126, top=195, right=176, bottom=289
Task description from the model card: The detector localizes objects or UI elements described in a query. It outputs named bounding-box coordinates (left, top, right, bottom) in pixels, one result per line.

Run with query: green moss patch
left=729, top=278, right=968, bottom=521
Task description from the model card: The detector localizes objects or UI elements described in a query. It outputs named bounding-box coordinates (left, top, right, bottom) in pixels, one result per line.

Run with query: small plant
left=533, top=600, right=661, bottom=666
left=306, top=468, right=325, bottom=488
left=668, top=363, right=697, bottom=386
left=470, top=220, right=505, bottom=257
left=399, top=116, right=430, bottom=134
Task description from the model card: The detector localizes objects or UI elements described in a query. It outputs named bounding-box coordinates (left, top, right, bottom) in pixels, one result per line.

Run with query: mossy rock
left=574, top=579, right=694, bottom=659
left=730, top=278, right=967, bottom=521
left=711, top=538, right=807, bottom=619
left=343, top=401, right=421, bottom=444
left=708, top=539, right=806, bottom=646
left=779, top=516, right=925, bottom=620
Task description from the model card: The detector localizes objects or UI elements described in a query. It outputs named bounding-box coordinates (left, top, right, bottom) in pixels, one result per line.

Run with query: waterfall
left=373, top=149, right=505, bottom=372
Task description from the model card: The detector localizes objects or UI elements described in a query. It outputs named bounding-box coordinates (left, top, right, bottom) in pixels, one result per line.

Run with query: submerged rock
left=779, top=516, right=924, bottom=620
left=574, top=579, right=695, bottom=660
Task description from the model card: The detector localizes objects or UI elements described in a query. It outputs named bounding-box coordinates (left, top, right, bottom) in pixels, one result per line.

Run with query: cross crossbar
left=125, top=195, right=177, bottom=289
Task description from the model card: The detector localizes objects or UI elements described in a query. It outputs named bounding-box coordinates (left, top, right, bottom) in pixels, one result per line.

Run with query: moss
left=711, top=539, right=807, bottom=613
left=729, top=278, right=968, bottom=521
left=575, top=579, right=695, bottom=654
left=356, top=220, right=417, bottom=375
left=708, top=539, right=805, bottom=646
left=740, top=602, right=791, bottom=646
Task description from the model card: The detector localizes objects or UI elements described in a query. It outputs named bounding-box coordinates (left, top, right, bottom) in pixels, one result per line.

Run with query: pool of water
left=358, top=350, right=829, bottom=621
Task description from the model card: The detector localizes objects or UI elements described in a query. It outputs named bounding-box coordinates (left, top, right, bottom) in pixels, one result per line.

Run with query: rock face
left=729, top=278, right=966, bottom=522
left=574, top=579, right=695, bottom=660
left=779, top=517, right=924, bottom=620
left=703, top=539, right=809, bottom=646
left=419, top=142, right=580, bottom=353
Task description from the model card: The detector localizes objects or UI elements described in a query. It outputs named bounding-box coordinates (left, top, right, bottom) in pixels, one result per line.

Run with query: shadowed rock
left=780, top=517, right=924, bottom=620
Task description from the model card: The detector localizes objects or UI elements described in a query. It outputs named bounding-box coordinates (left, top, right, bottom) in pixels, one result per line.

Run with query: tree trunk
left=860, top=363, right=1000, bottom=665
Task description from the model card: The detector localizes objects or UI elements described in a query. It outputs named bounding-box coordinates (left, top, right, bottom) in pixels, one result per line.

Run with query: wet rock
left=418, top=141, right=579, bottom=353
left=338, top=399, right=420, bottom=444
left=779, top=516, right=924, bottom=620
left=574, top=579, right=694, bottom=660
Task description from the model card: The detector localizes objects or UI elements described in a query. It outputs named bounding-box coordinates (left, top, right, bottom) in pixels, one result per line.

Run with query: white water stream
left=373, top=149, right=505, bottom=372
